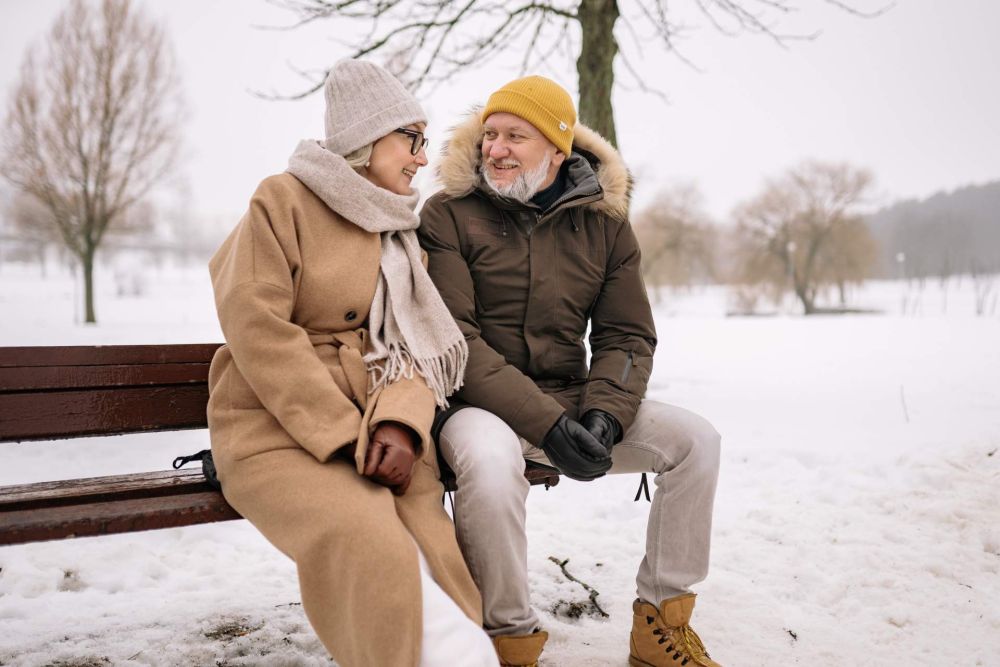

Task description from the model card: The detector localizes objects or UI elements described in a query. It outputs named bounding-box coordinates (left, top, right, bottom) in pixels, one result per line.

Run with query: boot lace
left=648, top=616, right=712, bottom=665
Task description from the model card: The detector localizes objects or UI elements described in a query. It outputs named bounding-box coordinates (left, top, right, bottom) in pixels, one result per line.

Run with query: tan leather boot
left=629, top=594, right=721, bottom=666
left=492, top=630, right=549, bottom=667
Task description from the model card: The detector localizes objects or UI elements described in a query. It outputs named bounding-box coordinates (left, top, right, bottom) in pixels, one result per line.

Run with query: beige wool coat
left=206, top=173, right=482, bottom=667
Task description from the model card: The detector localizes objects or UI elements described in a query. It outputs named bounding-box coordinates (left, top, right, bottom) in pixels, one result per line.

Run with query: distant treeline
left=865, top=180, right=1000, bottom=279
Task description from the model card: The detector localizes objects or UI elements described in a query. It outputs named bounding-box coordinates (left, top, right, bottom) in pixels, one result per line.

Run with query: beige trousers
left=438, top=400, right=721, bottom=636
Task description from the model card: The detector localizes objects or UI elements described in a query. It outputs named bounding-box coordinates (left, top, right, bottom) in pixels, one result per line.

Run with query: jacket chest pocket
left=463, top=218, right=531, bottom=312
left=464, top=216, right=525, bottom=249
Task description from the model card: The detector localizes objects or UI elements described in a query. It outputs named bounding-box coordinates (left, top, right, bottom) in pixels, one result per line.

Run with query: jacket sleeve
left=209, top=178, right=363, bottom=462
left=578, top=217, right=657, bottom=434
left=418, top=195, right=565, bottom=445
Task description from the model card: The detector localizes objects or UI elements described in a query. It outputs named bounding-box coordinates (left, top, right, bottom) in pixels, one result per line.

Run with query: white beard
left=482, top=153, right=553, bottom=203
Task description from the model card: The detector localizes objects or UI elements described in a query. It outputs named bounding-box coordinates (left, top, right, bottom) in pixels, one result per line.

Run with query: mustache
left=486, top=157, right=521, bottom=169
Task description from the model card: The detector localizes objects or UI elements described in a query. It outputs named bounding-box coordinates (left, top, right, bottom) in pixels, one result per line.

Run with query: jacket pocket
left=466, top=216, right=519, bottom=243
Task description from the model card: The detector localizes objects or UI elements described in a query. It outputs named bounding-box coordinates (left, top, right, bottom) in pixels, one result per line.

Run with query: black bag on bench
left=172, top=450, right=222, bottom=491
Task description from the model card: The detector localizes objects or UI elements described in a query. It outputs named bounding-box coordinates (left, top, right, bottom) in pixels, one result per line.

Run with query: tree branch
left=548, top=556, right=609, bottom=618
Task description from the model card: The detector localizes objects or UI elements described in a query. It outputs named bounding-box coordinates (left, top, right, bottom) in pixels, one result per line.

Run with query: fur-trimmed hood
left=435, top=109, right=632, bottom=222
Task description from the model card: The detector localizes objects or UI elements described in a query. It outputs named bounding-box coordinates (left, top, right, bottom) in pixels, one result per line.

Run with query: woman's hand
left=363, top=421, right=419, bottom=495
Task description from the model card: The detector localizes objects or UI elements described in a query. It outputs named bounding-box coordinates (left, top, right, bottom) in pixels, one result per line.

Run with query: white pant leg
left=606, top=400, right=722, bottom=604
left=417, top=546, right=497, bottom=667
left=438, top=407, right=539, bottom=637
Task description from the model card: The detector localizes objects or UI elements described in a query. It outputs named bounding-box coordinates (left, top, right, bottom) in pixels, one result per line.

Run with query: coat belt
left=306, top=330, right=370, bottom=410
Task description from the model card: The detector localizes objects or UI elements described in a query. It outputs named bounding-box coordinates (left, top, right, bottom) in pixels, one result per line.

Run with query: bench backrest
left=0, top=344, right=221, bottom=442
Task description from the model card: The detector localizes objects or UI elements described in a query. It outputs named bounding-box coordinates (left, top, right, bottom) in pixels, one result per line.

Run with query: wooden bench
left=0, top=344, right=560, bottom=547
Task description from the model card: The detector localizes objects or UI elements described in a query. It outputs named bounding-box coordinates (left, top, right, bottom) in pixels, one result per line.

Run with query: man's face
left=481, top=113, right=565, bottom=199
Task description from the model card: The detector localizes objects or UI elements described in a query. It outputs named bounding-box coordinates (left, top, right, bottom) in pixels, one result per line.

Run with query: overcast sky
left=2, top=0, right=998, bottom=225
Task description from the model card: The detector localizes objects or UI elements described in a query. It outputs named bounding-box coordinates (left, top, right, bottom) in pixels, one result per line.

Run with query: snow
left=1, top=264, right=998, bottom=666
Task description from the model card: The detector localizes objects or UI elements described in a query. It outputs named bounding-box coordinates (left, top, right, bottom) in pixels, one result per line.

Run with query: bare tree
left=731, top=161, right=876, bottom=314
left=634, top=183, right=717, bottom=295
left=1, top=0, right=183, bottom=323
left=822, top=215, right=879, bottom=306
left=5, top=192, right=58, bottom=245
left=267, top=0, right=889, bottom=147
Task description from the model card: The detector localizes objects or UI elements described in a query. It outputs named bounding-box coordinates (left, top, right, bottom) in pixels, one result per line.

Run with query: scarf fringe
left=367, top=339, right=468, bottom=408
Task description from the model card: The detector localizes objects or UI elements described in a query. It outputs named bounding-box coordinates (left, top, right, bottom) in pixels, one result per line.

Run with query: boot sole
left=628, top=656, right=657, bottom=667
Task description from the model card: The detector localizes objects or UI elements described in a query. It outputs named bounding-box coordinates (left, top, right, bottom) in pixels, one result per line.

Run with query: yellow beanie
left=482, top=75, right=576, bottom=155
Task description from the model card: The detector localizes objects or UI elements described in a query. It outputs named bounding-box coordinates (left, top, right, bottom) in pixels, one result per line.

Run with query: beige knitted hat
left=322, top=59, right=427, bottom=156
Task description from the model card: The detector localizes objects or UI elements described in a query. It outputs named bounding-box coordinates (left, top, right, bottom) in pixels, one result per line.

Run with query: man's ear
left=552, top=150, right=567, bottom=168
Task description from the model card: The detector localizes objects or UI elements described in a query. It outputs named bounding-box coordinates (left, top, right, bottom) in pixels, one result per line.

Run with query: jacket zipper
left=537, top=192, right=603, bottom=227
left=621, top=351, right=634, bottom=384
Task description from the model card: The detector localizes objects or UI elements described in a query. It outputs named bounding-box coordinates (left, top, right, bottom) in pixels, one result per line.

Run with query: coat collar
left=435, top=108, right=632, bottom=223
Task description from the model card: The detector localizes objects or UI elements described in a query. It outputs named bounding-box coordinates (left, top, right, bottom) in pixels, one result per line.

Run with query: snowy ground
left=1, top=263, right=998, bottom=666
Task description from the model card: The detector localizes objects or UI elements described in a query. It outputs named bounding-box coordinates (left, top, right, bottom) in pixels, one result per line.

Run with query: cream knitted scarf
left=287, top=139, right=467, bottom=407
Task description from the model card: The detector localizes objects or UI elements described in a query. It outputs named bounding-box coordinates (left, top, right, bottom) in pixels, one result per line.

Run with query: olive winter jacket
left=418, top=113, right=657, bottom=445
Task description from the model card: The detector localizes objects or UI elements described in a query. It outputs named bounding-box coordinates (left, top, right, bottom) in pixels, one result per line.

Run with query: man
left=418, top=75, right=722, bottom=667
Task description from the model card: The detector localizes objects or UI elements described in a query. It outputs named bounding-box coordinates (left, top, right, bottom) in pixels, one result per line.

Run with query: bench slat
left=0, top=384, right=209, bottom=441
left=0, top=491, right=241, bottom=545
left=0, top=363, right=209, bottom=392
left=0, top=344, right=220, bottom=368
left=0, top=469, right=211, bottom=510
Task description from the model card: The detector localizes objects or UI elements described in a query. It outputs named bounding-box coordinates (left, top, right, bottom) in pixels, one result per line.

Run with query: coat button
left=345, top=310, right=357, bottom=322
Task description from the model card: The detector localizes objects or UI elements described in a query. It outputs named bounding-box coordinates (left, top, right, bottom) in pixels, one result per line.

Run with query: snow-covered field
left=1, top=263, right=998, bottom=666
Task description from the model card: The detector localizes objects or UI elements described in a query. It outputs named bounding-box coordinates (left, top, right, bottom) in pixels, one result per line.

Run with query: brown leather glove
left=363, top=421, right=419, bottom=495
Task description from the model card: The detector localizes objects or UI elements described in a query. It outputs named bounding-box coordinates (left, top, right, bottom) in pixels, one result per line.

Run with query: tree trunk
left=82, top=248, right=96, bottom=324
left=792, top=270, right=815, bottom=314
left=576, top=0, right=619, bottom=147
left=795, top=287, right=815, bottom=314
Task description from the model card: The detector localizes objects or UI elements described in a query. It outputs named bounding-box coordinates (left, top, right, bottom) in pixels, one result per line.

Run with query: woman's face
left=364, top=122, right=429, bottom=195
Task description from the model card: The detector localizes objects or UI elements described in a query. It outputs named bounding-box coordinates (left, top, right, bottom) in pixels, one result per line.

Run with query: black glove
left=540, top=415, right=612, bottom=482
left=580, top=409, right=622, bottom=454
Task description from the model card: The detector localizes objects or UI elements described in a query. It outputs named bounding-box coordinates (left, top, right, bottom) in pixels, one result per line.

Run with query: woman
left=206, top=59, right=495, bottom=666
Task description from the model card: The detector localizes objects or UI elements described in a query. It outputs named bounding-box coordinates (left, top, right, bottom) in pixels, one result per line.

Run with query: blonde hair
left=343, top=143, right=374, bottom=172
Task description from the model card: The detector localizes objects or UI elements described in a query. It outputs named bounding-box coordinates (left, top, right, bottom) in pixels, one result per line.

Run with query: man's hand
left=540, top=415, right=612, bottom=482
left=580, top=409, right=622, bottom=454
left=363, top=421, right=418, bottom=495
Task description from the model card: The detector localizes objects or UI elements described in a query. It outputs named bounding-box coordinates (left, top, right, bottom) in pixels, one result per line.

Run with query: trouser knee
left=440, top=408, right=527, bottom=495
left=639, top=401, right=721, bottom=478
left=688, top=416, right=721, bottom=477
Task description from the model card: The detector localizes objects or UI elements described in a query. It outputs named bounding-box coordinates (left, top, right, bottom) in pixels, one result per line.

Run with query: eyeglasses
left=394, top=128, right=429, bottom=156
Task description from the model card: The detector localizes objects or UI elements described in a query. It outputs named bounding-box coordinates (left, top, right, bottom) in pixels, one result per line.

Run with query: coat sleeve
left=368, top=372, right=435, bottom=460
left=209, top=178, right=363, bottom=462
left=418, top=195, right=565, bottom=445
left=578, top=217, right=657, bottom=434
